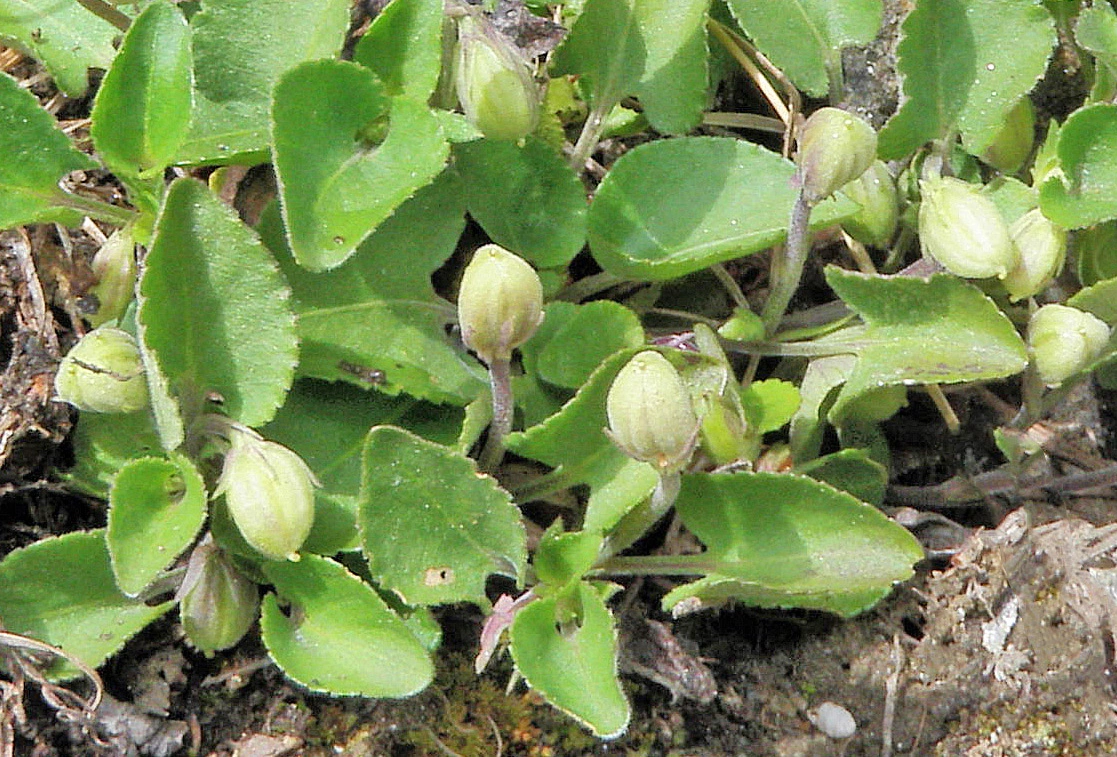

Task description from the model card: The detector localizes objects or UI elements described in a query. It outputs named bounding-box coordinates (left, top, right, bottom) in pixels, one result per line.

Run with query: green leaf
left=62, top=410, right=162, bottom=499
left=667, top=471, right=922, bottom=617
left=0, top=0, right=120, bottom=96
left=1075, top=221, right=1117, bottom=287
left=0, top=530, right=173, bottom=679
left=821, top=268, right=1027, bottom=414
left=359, top=426, right=526, bottom=606
left=510, top=582, right=630, bottom=738
left=0, top=72, right=96, bottom=228
left=107, top=453, right=207, bottom=597
left=139, top=179, right=298, bottom=432
left=263, top=379, right=465, bottom=555
left=534, top=526, right=604, bottom=590
left=1076, top=3, right=1117, bottom=80
left=261, top=176, right=485, bottom=405
left=877, top=0, right=1054, bottom=160
left=1069, top=276, right=1117, bottom=325
left=454, top=137, right=588, bottom=268
left=90, top=2, right=193, bottom=178
left=175, top=0, right=351, bottom=163
left=272, top=60, right=450, bottom=271
left=353, top=0, right=444, bottom=99
left=1039, top=104, right=1117, bottom=229
left=741, top=378, right=801, bottom=434
left=261, top=554, right=433, bottom=697
left=795, top=448, right=888, bottom=505
left=726, top=0, right=882, bottom=97
left=551, top=0, right=710, bottom=134
left=534, top=302, right=644, bottom=390
left=587, top=137, right=857, bottom=280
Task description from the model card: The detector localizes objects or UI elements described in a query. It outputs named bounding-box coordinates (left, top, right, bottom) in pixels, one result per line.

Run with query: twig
left=881, top=634, right=904, bottom=757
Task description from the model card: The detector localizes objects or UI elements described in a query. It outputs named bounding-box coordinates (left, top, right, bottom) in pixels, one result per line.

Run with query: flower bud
left=216, top=429, right=318, bottom=561
left=840, top=160, right=898, bottom=248
left=918, top=176, right=1018, bottom=279
left=1003, top=209, right=1066, bottom=301
left=980, top=97, right=1035, bottom=174
left=455, top=13, right=539, bottom=141
left=179, top=537, right=259, bottom=656
left=87, top=227, right=137, bottom=327
left=55, top=327, right=148, bottom=413
left=606, top=351, right=699, bottom=474
left=1027, top=304, right=1111, bottom=386
left=458, top=244, right=543, bottom=365
left=796, top=107, right=878, bottom=204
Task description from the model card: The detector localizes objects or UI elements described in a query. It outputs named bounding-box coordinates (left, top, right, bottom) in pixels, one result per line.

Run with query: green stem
left=478, top=357, right=513, bottom=472
left=508, top=466, right=581, bottom=503
left=569, top=99, right=613, bottom=175
left=711, top=263, right=748, bottom=308
left=59, top=192, right=138, bottom=227
left=555, top=271, right=624, bottom=303
left=589, top=553, right=725, bottom=577
left=599, top=472, right=680, bottom=559
left=761, top=191, right=813, bottom=335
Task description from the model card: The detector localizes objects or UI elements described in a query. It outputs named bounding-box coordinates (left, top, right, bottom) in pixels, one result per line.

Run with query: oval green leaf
left=587, top=137, right=856, bottom=280
left=108, top=453, right=207, bottom=597
left=1040, top=104, right=1117, bottom=229
left=359, top=426, right=526, bottom=606
left=668, top=471, right=922, bottom=617
left=0, top=530, right=173, bottom=679
left=510, top=582, right=630, bottom=738
left=139, top=178, right=298, bottom=430
left=272, top=60, right=450, bottom=271
left=261, top=554, right=433, bottom=697
left=90, top=2, right=193, bottom=178
left=0, top=72, right=96, bottom=228
left=454, top=137, right=588, bottom=268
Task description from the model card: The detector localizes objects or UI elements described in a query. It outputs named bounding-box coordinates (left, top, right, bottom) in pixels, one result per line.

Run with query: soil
left=4, top=2, right=1117, bottom=756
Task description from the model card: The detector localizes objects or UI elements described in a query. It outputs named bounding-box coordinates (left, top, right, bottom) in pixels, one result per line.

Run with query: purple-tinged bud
left=796, top=107, right=878, bottom=204
left=179, top=536, right=259, bottom=657
left=606, top=351, right=699, bottom=474
left=1027, top=304, right=1111, bottom=386
left=918, top=176, right=1017, bottom=279
left=458, top=244, right=543, bottom=365
left=55, top=327, right=148, bottom=413
left=1003, top=209, right=1066, bottom=302
left=216, top=428, right=318, bottom=561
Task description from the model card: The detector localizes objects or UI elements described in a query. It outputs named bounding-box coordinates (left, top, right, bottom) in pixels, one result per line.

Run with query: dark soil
left=5, top=2, right=1117, bottom=755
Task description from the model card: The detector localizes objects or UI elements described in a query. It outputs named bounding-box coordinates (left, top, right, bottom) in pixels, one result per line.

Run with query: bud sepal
left=1027, top=304, right=1111, bottom=387
left=796, top=107, right=878, bottom=204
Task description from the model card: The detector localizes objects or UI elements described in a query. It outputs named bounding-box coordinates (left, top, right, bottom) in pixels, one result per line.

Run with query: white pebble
left=808, top=701, right=857, bottom=739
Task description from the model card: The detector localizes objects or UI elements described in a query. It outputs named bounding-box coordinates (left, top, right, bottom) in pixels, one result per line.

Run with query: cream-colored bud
left=1003, top=209, right=1066, bottom=301
left=180, top=537, right=259, bottom=656
left=918, top=176, right=1017, bottom=279
left=1027, top=304, right=1111, bottom=386
left=840, top=160, right=898, bottom=248
left=458, top=244, right=543, bottom=365
left=606, top=351, right=699, bottom=474
left=216, top=429, right=318, bottom=561
left=796, top=107, right=878, bottom=204
left=55, top=327, right=148, bottom=413
left=455, top=14, right=539, bottom=141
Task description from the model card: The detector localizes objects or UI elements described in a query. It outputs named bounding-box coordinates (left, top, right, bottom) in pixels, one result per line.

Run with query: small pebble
left=808, top=701, right=857, bottom=739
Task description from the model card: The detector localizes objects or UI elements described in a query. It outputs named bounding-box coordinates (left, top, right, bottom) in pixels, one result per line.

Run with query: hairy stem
left=478, top=357, right=513, bottom=472
left=599, top=472, right=681, bottom=559
left=762, top=191, right=813, bottom=335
